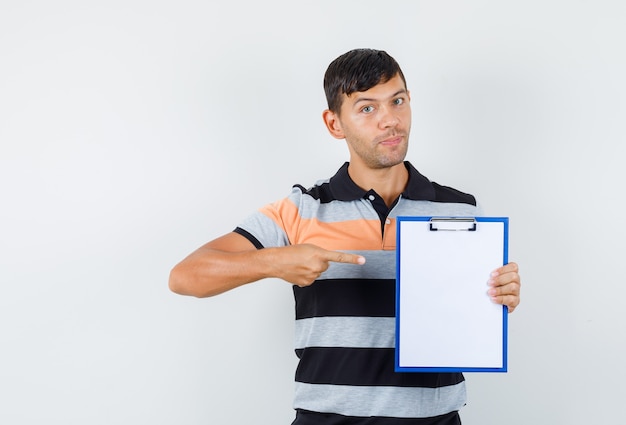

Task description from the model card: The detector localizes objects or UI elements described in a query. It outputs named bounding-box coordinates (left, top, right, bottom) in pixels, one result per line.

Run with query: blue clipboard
left=395, top=216, right=509, bottom=373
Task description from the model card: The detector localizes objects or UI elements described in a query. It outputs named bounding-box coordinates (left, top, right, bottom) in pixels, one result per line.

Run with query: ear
left=322, top=109, right=345, bottom=140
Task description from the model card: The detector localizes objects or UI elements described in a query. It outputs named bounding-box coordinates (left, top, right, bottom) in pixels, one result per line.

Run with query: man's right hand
left=265, top=243, right=366, bottom=287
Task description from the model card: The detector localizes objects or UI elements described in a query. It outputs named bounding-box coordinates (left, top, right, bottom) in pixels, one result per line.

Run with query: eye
left=361, top=105, right=375, bottom=113
left=393, top=97, right=405, bottom=106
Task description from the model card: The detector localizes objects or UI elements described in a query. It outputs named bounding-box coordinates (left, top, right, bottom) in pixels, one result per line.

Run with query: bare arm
left=169, top=232, right=365, bottom=298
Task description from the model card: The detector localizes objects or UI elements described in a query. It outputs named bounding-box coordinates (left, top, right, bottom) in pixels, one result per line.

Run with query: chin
left=372, top=158, right=406, bottom=169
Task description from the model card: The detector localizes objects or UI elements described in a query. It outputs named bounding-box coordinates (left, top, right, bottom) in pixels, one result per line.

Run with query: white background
left=1, top=1, right=624, bottom=424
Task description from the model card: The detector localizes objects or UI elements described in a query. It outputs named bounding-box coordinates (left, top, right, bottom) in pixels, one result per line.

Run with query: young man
left=169, top=48, right=521, bottom=425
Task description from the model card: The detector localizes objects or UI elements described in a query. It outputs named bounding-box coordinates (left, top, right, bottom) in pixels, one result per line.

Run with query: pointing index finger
left=325, top=250, right=366, bottom=265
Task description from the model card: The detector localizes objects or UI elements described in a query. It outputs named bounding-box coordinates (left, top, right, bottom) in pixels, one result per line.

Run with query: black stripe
left=233, top=227, right=264, bottom=249
left=431, top=182, right=476, bottom=205
left=294, top=347, right=464, bottom=388
left=294, top=279, right=396, bottom=319
left=292, top=409, right=461, bottom=425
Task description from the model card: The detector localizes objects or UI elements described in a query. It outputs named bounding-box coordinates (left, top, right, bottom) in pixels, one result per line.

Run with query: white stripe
left=293, top=381, right=466, bottom=418
left=323, top=250, right=395, bottom=279
left=391, top=200, right=481, bottom=218
left=294, top=317, right=395, bottom=349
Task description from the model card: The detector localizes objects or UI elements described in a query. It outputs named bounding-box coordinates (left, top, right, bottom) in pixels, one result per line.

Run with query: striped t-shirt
left=235, top=162, right=481, bottom=424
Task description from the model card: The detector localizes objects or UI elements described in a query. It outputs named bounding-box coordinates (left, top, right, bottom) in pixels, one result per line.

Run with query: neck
left=347, top=161, right=409, bottom=206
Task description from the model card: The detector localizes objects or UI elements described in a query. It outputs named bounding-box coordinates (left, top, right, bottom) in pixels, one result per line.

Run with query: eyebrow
left=352, top=89, right=408, bottom=105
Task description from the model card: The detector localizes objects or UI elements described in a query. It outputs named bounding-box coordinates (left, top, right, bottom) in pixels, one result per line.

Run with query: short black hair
left=323, top=48, right=407, bottom=113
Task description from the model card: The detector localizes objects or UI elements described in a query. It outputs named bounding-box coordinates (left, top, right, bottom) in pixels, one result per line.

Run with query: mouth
left=378, top=135, right=404, bottom=146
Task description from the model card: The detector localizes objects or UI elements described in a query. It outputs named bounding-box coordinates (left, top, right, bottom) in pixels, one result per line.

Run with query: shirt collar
left=328, top=161, right=436, bottom=202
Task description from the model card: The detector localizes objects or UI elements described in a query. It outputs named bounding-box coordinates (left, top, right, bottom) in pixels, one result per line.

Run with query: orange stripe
left=260, top=199, right=397, bottom=251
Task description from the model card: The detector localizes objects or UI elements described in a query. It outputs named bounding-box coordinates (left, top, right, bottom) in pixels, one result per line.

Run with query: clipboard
left=395, top=216, right=509, bottom=373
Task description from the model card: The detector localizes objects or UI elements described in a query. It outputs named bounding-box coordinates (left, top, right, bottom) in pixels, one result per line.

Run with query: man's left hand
left=488, top=262, right=521, bottom=313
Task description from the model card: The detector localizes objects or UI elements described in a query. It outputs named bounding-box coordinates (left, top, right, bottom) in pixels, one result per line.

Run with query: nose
left=378, top=105, right=399, bottom=129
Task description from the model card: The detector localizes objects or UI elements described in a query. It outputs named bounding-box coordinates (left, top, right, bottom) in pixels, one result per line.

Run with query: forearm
left=169, top=246, right=274, bottom=298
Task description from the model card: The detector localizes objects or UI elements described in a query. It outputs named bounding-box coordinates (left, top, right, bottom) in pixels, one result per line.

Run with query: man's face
left=329, top=74, right=411, bottom=170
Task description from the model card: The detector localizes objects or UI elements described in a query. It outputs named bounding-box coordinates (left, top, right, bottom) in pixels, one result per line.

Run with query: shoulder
left=404, top=162, right=477, bottom=206
left=291, top=184, right=330, bottom=203
left=431, top=182, right=477, bottom=206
